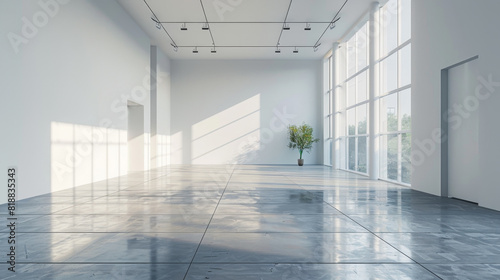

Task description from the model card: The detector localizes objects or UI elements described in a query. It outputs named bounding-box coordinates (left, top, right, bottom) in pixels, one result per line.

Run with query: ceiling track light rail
left=146, top=0, right=349, bottom=55
left=171, top=46, right=319, bottom=54
left=313, top=0, right=348, bottom=49
left=154, top=21, right=342, bottom=24
left=172, top=46, right=315, bottom=48
left=144, top=0, right=177, bottom=53
left=199, top=0, right=217, bottom=52
left=276, top=0, right=293, bottom=48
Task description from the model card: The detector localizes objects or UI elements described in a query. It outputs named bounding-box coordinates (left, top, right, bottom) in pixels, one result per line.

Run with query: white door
left=448, top=59, right=479, bottom=202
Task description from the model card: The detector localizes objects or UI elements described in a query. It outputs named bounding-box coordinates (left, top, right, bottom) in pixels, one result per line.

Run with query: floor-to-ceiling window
left=324, top=56, right=334, bottom=166
left=346, top=23, right=369, bottom=174
left=325, top=0, right=411, bottom=184
left=378, top=0, right=411, bottom=184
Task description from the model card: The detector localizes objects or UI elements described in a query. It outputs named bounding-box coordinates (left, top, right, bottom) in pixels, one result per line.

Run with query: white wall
left=171, top=60, right=323, bottom=165
left=0, top=0, right=170, bottom=202
left=412, top=0, right=500, bottom=210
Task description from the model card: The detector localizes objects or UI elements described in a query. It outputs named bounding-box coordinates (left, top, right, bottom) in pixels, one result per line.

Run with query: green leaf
left=287, top=123, right=319, bottom=158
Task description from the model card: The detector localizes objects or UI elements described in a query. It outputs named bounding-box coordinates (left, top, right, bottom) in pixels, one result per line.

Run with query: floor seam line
left=322, top=199, right=444, bottom=280
left=280, top=168, right=443, bottom=280
left=182, top=166, right=236, bottom=280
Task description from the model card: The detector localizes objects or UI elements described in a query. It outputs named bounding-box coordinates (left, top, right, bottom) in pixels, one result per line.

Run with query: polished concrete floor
left=2, top=165, right=500, bottom=279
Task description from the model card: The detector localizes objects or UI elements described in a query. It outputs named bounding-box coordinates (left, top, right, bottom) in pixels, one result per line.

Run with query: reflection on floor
left=1, top=165, right=500, bottom=279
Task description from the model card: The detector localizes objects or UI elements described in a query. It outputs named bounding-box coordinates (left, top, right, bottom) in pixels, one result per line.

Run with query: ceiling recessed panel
left=287, top=0, right=345, bottom=22
left=210, top=23, right=282, bottom=46
left=202, top=0, right=292, bottom=22
left=147, top=0, right=206, bottom=22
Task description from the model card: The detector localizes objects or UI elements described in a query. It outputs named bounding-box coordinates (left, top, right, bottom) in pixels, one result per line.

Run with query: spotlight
left=304, top=23, right=311, bottom=31
left=202, top=23, right=209, bottom=30
left=283, top=23, right=290, bottom=31
left=170, top=43, right=178, bottom=52
left=193, top=47, right=198, bottom=54
left=151, top=17, right=161, bottom=30
left=181, top=23, right=188, bottom=31
left=275, top=47, right=281, bottom=54
left=211, top=47, right=217, bottom=54
left=329, top=22, right=336, bottom=30
left=313, top=43, right=321, bottom=52
left=293, top=47, right=299, bottom=54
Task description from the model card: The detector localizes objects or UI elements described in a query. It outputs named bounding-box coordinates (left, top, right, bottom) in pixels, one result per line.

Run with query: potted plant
left=287, top=123, right=320, bottom=166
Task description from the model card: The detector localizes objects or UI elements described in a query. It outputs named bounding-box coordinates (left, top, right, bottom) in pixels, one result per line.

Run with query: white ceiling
left=117, top=0, right=383, bottom=60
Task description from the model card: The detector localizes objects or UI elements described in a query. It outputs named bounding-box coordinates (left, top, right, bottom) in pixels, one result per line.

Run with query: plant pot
left=298, top=159, right=304, bottom=166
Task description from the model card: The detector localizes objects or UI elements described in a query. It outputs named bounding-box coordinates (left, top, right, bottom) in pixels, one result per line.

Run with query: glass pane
left=400, top=0, right=411, bottom=44
left=374, top=63, right=380, bottom=97
left=334, top=88, right=340, bottom=113
left=400, top=43, right=411, bottom=87
left=329, top=91, right=333, bottom=115
left=357, top=23, right=368, bottom=70
left=387, top=134, right=398, bottom=180
left=401, top=133, right=412, bottom=184
left=379, top=135, right=387, bottom=178
left=400, top=88, right=411, bottom=131
left=329, top=115, right=333, bottom=138
left=347, top=109, right=356, bottom=136
left=380, top=94, right=398, bottom=133
left=339, top=138, right=346, bottom=169
left=357, top=136, right=367, bottom=173
left=336, top=46, right=345, bottom=86
left=357, top=71, right=368, bottom=103
left=347, top=36, right=356, bottom=77
left=374, top=8, right=382, bottom=60
left=380, top=53, right=398, bottom=94
left=357, top=104, right=367, bottom=135
left=330, top=139, right=334, bottom=166
left=381, top=0, right=398, bottom=55
left=329, top=57, right=333, bottom=90
left=326, top=139, right=332, bottom=166
left=347, top=79, right=356, bottom=107
left=348, top=137, right=356, bottom=171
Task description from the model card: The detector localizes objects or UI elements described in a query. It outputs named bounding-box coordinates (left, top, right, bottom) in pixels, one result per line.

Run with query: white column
left=331, top=42, right=339, bottom=170
left=369, top=2, right=379, bottom=180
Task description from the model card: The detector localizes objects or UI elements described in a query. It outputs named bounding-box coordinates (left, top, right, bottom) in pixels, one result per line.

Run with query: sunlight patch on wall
left=192, top=94, right=261, bottom=164
left=151, top=134, right=169, bottom=169
left=50, top=122, right=127, bottom=193
left=170, top=131, right=183, bottom=164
